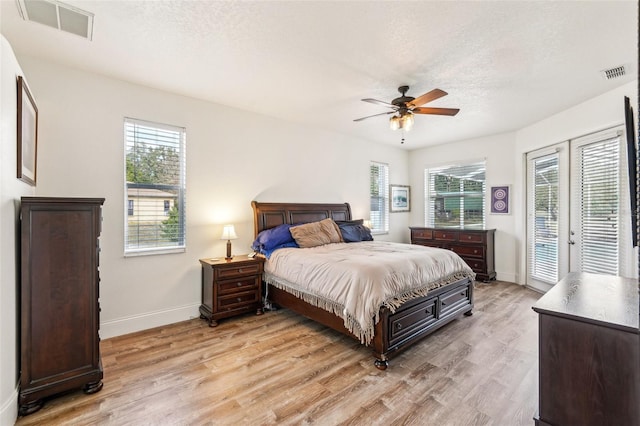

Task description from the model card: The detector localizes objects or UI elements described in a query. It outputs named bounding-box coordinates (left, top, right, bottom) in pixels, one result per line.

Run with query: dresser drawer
left=389, top=297, right=437, bottom=346
left=218, top=277, right=259, bottom=295
left=461, top=257, right=486, bottom=274
left=434, top=230, right=458, bottom=241
left=411, top=229, right=433, bottom=240
left=217, top=290, right=259, bottom=311
left=451, top=245, right=484, bottom=258
left=216, top=263, right=262, bottom=279
left=440, top=285, right=471, bottom=316
left=459, top=232, right=485, bottom=243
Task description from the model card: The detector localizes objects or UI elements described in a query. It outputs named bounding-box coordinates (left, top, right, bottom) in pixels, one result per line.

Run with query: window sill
left=125, top=246, right=186, bottom=257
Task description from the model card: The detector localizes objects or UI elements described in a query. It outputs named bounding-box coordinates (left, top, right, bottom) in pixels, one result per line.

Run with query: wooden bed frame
left=252, top=201, right=474, bottom=370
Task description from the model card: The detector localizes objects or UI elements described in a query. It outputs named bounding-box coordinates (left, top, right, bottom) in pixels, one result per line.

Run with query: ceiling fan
left=354, top=85, right=460, bottom=132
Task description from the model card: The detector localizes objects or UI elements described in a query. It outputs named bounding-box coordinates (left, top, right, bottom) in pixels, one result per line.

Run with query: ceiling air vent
left=16, top=0, right=94, bottom=40
left=601, top=65, right=626, bottom=80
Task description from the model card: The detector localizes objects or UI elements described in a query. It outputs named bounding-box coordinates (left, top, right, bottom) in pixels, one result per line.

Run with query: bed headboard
left=252, top=201, right=352, bottom=236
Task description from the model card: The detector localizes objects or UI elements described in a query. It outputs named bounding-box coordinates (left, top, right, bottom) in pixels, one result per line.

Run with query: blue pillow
left=336, top=220, right=374, bottom=243
left=261, top=241, right=299, bottom=258
left=251, top=224, right=298, bottom=252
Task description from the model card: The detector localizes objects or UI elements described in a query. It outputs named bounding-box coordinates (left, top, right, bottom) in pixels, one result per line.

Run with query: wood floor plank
left=15, top=281, right=541, bottom=426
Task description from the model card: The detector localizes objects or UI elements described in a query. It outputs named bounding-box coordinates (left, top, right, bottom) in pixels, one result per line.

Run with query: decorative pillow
left=290, top=218, right=343, bottom=248
left=337, top=219, right=374, bottom=243
left=251, top=223, right=298, bottom=252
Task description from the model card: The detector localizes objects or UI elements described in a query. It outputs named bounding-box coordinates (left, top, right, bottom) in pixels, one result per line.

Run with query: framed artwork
left=390, top=184, right=411, bottom=212
left=17, top=76, right=38, bottom=186
left=490, top=185, right=510, bottom=214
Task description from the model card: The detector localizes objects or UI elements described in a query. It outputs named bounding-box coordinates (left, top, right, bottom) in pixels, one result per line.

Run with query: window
left=124, top=118, right=186, bottom=254
left=369, top=161, right=389, bottom=233
left=424, top=161, right=486, bottom=229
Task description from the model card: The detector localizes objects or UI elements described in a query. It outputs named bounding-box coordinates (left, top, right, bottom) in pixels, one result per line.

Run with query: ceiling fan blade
left=353, top=111, right=396, bottom=122
left=408, top=89, right=448, bottom=107
left=412, top=107, right=460, bottom=116
left=361, top=98, right=395, bottom=108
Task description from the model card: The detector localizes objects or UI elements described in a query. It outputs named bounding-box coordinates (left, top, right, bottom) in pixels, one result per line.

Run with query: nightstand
left=199, top=255, right=265, bottom=327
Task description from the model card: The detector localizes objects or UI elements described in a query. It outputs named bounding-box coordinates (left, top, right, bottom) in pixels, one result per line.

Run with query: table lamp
left=220, top=224, right=238, bottom=260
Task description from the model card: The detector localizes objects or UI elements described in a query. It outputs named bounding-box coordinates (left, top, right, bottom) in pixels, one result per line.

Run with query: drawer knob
left=237, top=297, right=242, bottom=302
left=442, top=234, right=446, bottom=238
left=238, top=268, right=244, bottom=273
left=474, top=250, right=478, bottom=254
left=395, top=323, right=402, bottom=331
left=237, top=282, right=242, bottom=287
left=468, top=236, right=472, bottom=240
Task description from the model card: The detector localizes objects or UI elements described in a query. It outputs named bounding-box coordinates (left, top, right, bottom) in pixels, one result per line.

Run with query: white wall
left=0, top=35, right=35, bottom=426
left=408, top=132, right=518, bottom=282
left=514, top=80, right=638, bottom=284
left=16, top=56, right=410, bottom=339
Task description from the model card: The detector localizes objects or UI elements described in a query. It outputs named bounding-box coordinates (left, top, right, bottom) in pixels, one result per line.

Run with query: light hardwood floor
left=16, top=281, right=541, bottom=426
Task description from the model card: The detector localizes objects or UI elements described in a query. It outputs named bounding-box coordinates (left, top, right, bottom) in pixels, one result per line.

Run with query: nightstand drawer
left=217, top=291, right=259, bottom=310
left=216, top=263, right=262, bottom=279
left=218, top=277, right=259, bottom=295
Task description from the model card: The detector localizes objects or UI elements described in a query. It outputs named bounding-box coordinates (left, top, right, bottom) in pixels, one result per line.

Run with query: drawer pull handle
left=237, top=282, right=242, bottom=287
left=442, top=302, right=446, bottom=306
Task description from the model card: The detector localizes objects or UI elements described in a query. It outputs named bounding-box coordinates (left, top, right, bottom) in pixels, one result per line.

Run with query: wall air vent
left=16, top=0, right=94, bottom=40
left=600, top=65, right=626, bottom=80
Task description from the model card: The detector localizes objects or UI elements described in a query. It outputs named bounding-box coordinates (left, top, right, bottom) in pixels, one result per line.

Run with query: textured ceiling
left=1, top=1, right=637, bottom=150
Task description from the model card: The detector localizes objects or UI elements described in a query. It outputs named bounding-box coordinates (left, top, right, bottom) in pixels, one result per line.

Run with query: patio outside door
left=526, top=128, right=630, bottom=293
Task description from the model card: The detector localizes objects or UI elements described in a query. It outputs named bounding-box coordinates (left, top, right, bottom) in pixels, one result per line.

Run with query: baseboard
left=495, top=271, right=517, bottom=283
left=100, top=303, right=200, bottom=339
left=0, top=385, right=18, bottom=426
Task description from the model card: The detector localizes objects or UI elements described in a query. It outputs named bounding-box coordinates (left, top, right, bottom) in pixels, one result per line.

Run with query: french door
left=526, top=127, right=632, bottom=292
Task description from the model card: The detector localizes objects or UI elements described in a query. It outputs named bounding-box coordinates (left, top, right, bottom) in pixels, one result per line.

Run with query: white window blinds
left=528, top=153, right=559, bottom=284
left=573, top=134, right=620, bottom=275
left=369, top=162, right=389, bottom=233
left=124, top=118, right=186, bottom=254
left=424, top=161, right=486, bottom=229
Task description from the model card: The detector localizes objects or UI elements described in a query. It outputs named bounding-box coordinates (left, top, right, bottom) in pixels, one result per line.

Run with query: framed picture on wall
left=390, top=184, right=411, bottom=212
left=17, top=76, right=38, bottom=186
left=490, top=185, right=510, bottom=214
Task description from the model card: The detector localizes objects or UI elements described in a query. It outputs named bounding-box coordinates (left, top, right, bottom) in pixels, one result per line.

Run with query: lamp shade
left=220, top=224, right=238, bottom=240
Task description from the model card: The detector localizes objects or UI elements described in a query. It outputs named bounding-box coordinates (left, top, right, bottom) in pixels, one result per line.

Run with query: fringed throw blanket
left=264, top=241, right=475, bottom=344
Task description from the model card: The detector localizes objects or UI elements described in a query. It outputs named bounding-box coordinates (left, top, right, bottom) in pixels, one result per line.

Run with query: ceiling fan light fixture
left=390, top=112, right=414, bottom=131
left=389, top=115, right=401, bottom=130
left=401, top=113, right=414, bottom=131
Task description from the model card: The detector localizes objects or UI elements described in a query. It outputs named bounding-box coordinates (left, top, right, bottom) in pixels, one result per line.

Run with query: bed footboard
left=267, top=276, right=474, bottom=370
left=371, top=277, right=474, bottom=369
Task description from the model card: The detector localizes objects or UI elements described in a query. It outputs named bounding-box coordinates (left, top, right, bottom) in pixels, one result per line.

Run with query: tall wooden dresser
left=19, top=197, right=105, bottom=415
left=532, top=272, right=639, bottom=425
left=410, top=227, right=496, bottom=281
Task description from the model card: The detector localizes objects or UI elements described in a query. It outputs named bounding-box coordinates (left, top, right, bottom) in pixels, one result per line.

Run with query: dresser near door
left=410, top=227, right=496, bottom=281
left=532, top=272, right=639, bottom=426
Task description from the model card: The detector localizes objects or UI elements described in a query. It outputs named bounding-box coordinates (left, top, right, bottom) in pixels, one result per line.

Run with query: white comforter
left=264, top=241, right=475, bottom=344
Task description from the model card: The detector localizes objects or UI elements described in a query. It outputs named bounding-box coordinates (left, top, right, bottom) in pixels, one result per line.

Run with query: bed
left=252, top=201, right=475, bottom=369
